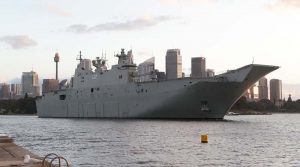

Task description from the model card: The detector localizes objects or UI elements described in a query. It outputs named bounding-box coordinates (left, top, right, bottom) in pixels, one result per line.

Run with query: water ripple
left=0, top=114, right=299, bottom=166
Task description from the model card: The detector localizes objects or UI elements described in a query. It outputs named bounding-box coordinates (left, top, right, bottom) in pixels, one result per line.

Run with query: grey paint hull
left=36, top=64, right=278, bottom=119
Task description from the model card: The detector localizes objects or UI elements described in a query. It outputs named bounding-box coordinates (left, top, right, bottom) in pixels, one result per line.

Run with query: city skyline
left=1, top=0, right=300, bottom=98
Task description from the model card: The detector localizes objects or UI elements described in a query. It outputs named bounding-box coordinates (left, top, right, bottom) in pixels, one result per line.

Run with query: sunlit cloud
left=267, top=0, right=300, bottom=11
left=0, top=35, right=37, bottom=49
left=67, top=16, right=175, bottom=33
left=278, top=0, right=300, bottom=7
left=47, top=3, right=71, bottom=17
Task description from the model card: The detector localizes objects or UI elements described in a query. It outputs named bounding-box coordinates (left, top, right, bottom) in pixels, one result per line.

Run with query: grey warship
left=37, top=49, right=279, bottom=119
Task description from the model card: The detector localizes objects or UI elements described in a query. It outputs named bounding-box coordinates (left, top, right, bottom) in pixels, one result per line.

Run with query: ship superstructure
left=37, top=49, right=279, bottom=119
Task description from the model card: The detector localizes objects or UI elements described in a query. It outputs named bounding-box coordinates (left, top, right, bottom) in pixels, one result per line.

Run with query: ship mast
left=77, top=51, right=83, bottom=62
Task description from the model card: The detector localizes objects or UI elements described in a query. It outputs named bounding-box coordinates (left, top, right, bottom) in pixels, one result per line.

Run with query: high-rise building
left=0, top=83, right=4, bottom=98
left=11, top=84, right=22, bottom=99
left=270, top=79, right=282, bottom=106
left=1, top=83, right=10, bottom=99
left=206, top=69, right=215, bottom=77
left=249, top=85, right=255, bottom=100
left=258, top=77, right=268, bottom=100
left=138, top=57, right=155, bottom=82
left=33, top=85, right=41, bottom=96
left=191, top=57, right=206, bottom=77
left=166, top=49, right=182, bottom=80
left=21, top=71, right=40, bottom=97
left=42, top=79, right=59, bottom=94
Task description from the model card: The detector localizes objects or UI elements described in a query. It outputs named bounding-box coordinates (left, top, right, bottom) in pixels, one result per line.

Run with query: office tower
left=157, top=72, right=166, bottom=81
left=0, top=83, right=3, bottom=98
left=270, top=79, right=282, bottom=106
left=191, top=57, right=206, bottom=77
left=249, top=85, right=255, bottom=100
left=42, top=79, right=59, bottom=94
left=258, top=77, right=268, bottom=100
left=206, top=69, right=215, bottom=77
left=11, top=84, right=22, bottom=98
left=21, top=71, right=40, bottom=97
left=33, top=85, right=40, bottom=96
left=138, top=57, right=155, bottom=82
left=166, top=49, right=182, bottom=80
left=1, top=83, right=10, bottom=99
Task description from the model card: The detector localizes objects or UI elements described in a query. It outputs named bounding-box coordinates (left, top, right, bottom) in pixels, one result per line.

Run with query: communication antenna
left=77, top=51, right=83, bottom=62
left=252, top=57, right=255, bottom=64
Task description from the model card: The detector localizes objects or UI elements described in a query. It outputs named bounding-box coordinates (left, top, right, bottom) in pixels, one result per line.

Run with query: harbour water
left=0, top=114, right=299, bottom=166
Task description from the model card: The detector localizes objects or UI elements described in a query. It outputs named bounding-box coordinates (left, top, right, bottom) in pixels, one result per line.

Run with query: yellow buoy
left=201, top=134, right=208, bottom=143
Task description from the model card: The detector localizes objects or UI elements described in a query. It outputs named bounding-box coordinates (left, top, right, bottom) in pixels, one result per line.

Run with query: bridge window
left=59, top=94, right=66, bottom=100
left=91, top=88, right=94, bottom=93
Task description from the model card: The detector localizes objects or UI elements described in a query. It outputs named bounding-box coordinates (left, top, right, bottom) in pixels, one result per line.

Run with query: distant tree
left=287, top=94, right=292, bottom=102
left=232, top=96, right=248, bottom=110
left=24, top=93, right=28, bottom=99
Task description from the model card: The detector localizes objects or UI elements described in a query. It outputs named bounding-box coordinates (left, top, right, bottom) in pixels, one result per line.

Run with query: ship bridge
left=72, top=49, right=139, bottom=89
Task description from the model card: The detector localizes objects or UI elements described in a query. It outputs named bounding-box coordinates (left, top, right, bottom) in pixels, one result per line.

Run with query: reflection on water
left=0, top=114, right=300, bottom=166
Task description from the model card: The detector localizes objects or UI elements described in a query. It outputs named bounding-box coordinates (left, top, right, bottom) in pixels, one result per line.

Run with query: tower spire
left=54, top=52, right=60, bottom=80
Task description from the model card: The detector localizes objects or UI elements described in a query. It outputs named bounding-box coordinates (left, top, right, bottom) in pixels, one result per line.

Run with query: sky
left=0, top=0, right=300, bottom=98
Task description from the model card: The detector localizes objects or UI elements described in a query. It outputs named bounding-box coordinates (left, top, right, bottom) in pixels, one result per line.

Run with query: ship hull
left=37, top=64, right=278, bottom=119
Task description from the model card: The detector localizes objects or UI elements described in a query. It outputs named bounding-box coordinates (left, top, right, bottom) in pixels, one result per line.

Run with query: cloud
left=0, top=35, right=37, bottom=49
left=67, top=16, right=175, bottom=33
left=9, top=78, right=21, bottom=84
left=158, top=0, right=215, bottom=5
left=47, top=4, right=71, bottom=17
left=267, top=0, right=300, bottom=10
left=278, top=0, right=300, bottom=7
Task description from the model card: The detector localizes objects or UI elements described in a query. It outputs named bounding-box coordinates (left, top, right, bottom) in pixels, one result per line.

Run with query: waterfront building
left=0, top=83, right=3, bottom=98
left=33, top=85, right=41, bottom=97
left=42, top=79, right=59, bottom=94
left=157, top=72, right=166, bottom=81
left=166, top=49, right=182, bottom=80
left=11, top=84, right=22, bottom=99
left=206, top=69, right=215, bottom=77
left=21, top=71, right=40, bottom=97
left=191, top=57, right=206, bottom=77
left=270, top=79, right=282, bottom=106
left=138, top=57, right=155, bottom=82
left=287, top=94, right=292, bottom=102
left=244, top=84, right=259, bottom=101
left=258, top=77, right=268, bottom=100
left=1, top=83, right=10, bottom=99
left=249, top=85, right=255, bottom=100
